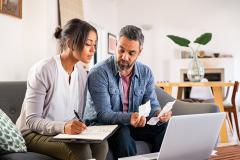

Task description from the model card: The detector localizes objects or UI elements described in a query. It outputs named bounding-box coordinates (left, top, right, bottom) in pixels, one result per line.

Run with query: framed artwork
left=108, top=33, right=117, bottom=55
left=0, top=0, right=22, bottom=18
left=58, top=0, right=84, bottom=27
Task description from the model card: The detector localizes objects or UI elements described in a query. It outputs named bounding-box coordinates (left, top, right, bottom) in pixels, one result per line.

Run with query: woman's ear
left=66, top=39, right=73, bottom=51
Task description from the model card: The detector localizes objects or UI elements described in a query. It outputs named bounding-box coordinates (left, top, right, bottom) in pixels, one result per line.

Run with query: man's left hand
left=158, top=111, right=172, bottom=122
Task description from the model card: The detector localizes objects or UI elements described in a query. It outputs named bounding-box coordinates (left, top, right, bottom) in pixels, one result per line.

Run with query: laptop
left=119, top=112, right=226, bottom=160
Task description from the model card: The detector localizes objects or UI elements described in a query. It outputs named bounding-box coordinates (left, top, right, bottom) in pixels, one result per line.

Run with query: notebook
left=51, top=124, right=118, bottom=143
left=119, top=112, right=226, bottom=160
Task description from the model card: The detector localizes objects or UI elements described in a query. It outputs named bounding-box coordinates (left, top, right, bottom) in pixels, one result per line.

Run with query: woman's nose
left=90, top=45, right=96, bottom=53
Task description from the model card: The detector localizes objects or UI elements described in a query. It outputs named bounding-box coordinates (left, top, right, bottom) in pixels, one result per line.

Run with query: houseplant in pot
left=167, top=33, right=212, bottom=82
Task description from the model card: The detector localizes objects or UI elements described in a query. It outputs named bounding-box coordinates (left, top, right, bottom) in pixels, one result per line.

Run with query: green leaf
left=166, top=35, right=190, bottom=47
left=194, top=33, right=212, bottom=45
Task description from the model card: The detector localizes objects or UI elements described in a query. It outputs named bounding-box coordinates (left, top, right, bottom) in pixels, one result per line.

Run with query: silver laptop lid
left=158, top=112, right=226, bottom=160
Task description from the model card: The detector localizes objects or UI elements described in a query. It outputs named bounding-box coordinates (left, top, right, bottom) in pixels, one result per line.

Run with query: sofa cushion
left=0, top=81, right=26, bottom=124
left=0, top=109, right=27, bottom=154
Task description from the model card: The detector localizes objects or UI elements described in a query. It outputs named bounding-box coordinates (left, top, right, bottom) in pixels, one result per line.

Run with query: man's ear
left=139, top=48, right=143, bottom=55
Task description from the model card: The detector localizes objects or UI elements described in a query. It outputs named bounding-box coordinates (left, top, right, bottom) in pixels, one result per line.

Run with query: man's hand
left=137, top=116, right=146, bottom=127
left=130, top=112, right=146, bottom=127
left=158, top=111, right=172, bottom=122
left=130, top=112, right=140, bottom=127
left=64, top=119, right=87, bottom=134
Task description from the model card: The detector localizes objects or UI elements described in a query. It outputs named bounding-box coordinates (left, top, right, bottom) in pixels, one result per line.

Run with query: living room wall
left=1, top=0, right=239, bottom=83
left=83, top=0, right=119, bottom=64
left=114, top=0, right=240, bottom=81
left=0, top=0, right=58, bottom=81
left=0, top=0, right=118, bottom=81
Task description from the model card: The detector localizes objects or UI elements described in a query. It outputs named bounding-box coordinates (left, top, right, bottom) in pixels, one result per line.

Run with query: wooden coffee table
left=210, top=145, right=240, bottom=159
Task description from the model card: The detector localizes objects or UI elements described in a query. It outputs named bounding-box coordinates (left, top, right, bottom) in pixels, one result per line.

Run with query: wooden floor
left=210, top=145, right=240, bottom=159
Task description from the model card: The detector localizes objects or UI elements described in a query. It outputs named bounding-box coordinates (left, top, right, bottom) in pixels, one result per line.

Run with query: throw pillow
left=83, top=91, right=97, bottom=121
left=0, top=109, right=27, bottom=154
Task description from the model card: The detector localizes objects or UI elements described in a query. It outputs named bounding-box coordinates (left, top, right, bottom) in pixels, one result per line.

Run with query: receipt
left=147, top=100, right=175, bottom=125
left=147, top=117, right=159, bottom=125
left=158, top=100, right=175, bottom=117
left=139, top=100, right=151, bottom=117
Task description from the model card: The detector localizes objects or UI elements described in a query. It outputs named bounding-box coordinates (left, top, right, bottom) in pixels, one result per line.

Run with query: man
left=88, top=25, right=172, bottom=158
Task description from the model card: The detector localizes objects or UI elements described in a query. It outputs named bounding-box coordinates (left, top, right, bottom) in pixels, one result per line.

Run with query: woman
left=16, top=19, right=108, bottom=160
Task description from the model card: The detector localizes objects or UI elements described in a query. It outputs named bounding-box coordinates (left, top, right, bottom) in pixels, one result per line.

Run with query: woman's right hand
left=64, top=119, right=87, bottom=134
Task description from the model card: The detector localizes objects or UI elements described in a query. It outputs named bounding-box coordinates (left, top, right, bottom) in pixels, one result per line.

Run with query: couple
left=16, top=18, right=172, bottom=160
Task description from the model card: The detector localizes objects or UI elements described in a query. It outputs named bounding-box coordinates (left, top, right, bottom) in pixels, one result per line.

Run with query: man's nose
left=122, top=53, right=129, bottom=61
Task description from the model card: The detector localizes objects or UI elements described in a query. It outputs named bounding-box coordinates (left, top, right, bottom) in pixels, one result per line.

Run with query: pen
left=74, top=110, right=84, bottom=123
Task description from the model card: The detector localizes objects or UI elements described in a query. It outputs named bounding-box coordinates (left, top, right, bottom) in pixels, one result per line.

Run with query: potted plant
left=167, top=33, right=212, bottom=82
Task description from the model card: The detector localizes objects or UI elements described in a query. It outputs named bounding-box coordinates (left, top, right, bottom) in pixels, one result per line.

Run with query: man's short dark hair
left=119, top=25, right=144, bottom=49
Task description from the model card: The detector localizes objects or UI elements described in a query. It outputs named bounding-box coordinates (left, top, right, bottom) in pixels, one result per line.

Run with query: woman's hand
left=64, top=119, right=87, bottom=134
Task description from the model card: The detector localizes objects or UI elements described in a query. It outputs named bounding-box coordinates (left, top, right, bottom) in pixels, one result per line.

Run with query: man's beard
left=117, top=59, right=134, bottom=71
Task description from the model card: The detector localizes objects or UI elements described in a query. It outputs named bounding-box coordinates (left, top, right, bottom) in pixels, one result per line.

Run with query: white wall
left=0, top=0, right=117, bottom=81
left=1, top=0, right=240, bottom=82
left=0, top=13, right=23, bottom=80
left=0, top=0, right=58, bottom=81
left=114, top=0, right=240, bottom=81
left=83, top=0, right=119, bottom=63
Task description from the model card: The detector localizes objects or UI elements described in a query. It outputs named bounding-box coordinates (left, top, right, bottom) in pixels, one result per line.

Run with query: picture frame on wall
left=108, top=33, right=117, bottom=55
left=0, top=0, right=22, bottom=19
left=0, top=1, right=2, bottom=12
left=58, top=0, right=84, bottom=27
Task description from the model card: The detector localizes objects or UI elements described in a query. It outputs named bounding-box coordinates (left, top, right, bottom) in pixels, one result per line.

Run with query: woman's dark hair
left=54, top=18, right=97, bottom=53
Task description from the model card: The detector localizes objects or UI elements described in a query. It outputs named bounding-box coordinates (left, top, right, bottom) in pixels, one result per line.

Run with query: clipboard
left=50, top=125, right=118, bottom=144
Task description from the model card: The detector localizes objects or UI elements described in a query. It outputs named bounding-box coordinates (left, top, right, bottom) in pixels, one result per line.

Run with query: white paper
left=53, top=125, right=118, bottom=141
left=158, top=100, right=175, bottom=117
left=147, top=100, right=175, bottom=125
left=139, top=100, right=151, bottom=117
left=147, top=117, right=159, bottom=125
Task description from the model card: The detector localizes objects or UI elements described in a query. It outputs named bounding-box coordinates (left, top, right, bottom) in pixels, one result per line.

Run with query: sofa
left=0, top=81, right=219, bottom=160
left=0, top=82, right=55, bottom=160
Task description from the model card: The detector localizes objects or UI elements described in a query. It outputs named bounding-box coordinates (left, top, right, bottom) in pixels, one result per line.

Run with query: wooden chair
left=224, top=81, right=240, bottom=141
